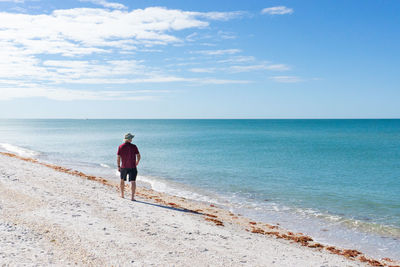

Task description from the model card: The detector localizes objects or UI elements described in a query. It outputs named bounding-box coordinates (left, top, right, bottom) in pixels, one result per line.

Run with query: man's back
left=117, top=142, right=139, bottom=169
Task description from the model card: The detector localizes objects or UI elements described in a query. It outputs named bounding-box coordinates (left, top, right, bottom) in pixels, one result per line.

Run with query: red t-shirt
left=117, top=142, right=140, bottom=168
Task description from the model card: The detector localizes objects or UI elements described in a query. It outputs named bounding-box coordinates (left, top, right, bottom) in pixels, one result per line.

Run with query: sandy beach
left=0, top=152, right=398, bottom=266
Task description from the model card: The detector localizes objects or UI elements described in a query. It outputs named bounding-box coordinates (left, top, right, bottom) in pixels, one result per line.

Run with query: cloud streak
left=261, top=6, right=293, bottom=15
left=193, top=49, right=241, bottom=55
left=79, top=0, right=127, bottom=10
left=0, top=0, right=24, bottom=2
left=0, top=86, right=162, bottom=101
left=188, top=63, right=291, bottom=73
left=230, top=64, right=290, bottom=72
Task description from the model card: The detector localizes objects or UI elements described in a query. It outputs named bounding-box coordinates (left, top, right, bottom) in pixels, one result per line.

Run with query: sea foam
left=0, top=143, right=40, bottom=158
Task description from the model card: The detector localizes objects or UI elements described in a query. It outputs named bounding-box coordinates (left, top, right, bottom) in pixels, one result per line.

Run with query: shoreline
left=1, top=151, right=399, bottom=266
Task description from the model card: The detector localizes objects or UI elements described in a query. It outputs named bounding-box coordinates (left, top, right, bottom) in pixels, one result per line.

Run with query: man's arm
left=117, top=155, right=121, bottom=172
left=136, top=153, right=141, bottom=167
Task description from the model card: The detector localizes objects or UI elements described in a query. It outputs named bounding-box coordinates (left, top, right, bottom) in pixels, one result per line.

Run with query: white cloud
left=185, top=30, right=236, bottom=43
left=217, top=56, right=255, bottom=63
left=79, top=0, right=127, bottom=10
left=200, top=42, right=217, bottom=47
left=189, top=68, right=216, bottom=73
left=0, top=7, right=241, bottom=57
left=270, top=76, right=302, bottom=83
left=0, top=53, right=152, bottom=83
left=186, top=32, right=198, bottom=42
left=187, top=63, right=290, bottom=73
left=261, top=6, right=293, bottom=15
left=0, top=50, right=252, bottom=86
left=166, top=62, right=199, bottom=67
left=0, top=74, right=250, bottom=102
left=0, top=86, right=162, bottom=101
left=229, top=65, right=264, bottom=72
left=193, top=49, right=241, bottom=55
left=61, top=76, right=251, bottom=85
left=193, top=78, right=251, bottom=85
left=43, top=59, right=147, bottom=78
left=196, top=11, right=244, bottom=21
left=0, top=5, right=294, bottom=103
left=0, top=6, right=250, bottom=92
left=64, top=76, right=188, bottom=84
left=229, top=64, right=290, bottom=72
left=217, top=30, right=236, bottom=40
left=264, top=64, right=291, bottom=71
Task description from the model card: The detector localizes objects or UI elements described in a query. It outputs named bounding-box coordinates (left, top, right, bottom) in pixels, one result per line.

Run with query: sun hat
left=124, top=133, right=134, bottom=140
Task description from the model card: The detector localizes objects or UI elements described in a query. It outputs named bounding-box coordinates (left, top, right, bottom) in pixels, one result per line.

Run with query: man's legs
left=120, top=179, right=125, bottom=198
left=131, top=181, right=136, bottom=201
left=120, top=168, right=129, bottom=198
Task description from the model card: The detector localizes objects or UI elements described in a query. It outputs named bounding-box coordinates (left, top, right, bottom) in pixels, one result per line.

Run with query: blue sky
left=0, top=0, right=399, bottom=118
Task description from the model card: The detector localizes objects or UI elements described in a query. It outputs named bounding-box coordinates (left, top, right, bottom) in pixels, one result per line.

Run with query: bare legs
left=120, top=179, right=136, bottom=201
left=131, top=181, right=136, bottom=201
left=120, top=179, right=125, bottom=198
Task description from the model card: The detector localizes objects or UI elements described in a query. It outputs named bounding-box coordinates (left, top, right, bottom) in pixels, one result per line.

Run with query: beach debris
left=359, top=256, right=384, bottom=266
left=341, top=249, right=362, bottom=258
left=267, top=232, right=283, bottom=241
left=205, top=217, right=224, bottom=226
left=326, top=246, right=342, bottom=254
left=250, top=227, right=266, bottom=234
left=308, top=243, right=324, bottom=249
left=249, top=226, right=316, bottom=247
left=292, top=236, right=313, bottom=246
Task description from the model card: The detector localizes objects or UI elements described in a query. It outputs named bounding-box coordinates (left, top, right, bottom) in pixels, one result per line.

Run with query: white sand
left=0, top=154, right=377, bottom=266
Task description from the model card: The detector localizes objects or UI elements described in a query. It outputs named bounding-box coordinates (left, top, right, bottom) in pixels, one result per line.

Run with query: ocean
left=0, top=119, right=399, bottom=260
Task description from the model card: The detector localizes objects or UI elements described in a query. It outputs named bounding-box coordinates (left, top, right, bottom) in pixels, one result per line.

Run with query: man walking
left=117, top=133, right=141, bottom=201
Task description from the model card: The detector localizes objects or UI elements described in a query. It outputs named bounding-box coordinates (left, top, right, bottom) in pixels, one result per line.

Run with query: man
left=117, top=133, right=141, bottom=201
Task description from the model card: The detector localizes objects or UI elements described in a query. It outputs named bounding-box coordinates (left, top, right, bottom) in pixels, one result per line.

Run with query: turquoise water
left=0, top=119, right=399, bottom=259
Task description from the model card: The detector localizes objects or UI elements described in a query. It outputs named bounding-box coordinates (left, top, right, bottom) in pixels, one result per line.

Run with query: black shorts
left=120, top=168, right=138, bottom=182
